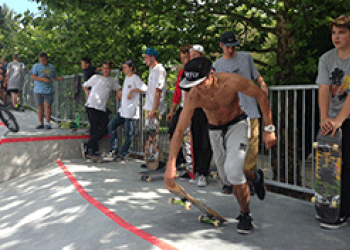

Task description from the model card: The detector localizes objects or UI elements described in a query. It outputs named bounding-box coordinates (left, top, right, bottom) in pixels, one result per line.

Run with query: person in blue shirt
left=30, top=52, right=64, bottom=129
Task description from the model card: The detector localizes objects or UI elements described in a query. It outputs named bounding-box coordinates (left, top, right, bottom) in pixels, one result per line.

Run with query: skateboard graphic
left=168, top=183, right=226, bottom=227
left=311, top=129, right=342, bottom=224
left=145, top=114, right=160, bottom=170
left=138, top=168, right=166, bottom=182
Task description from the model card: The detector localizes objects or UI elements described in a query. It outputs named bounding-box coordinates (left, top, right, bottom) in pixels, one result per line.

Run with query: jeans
left=108, top=112, right=136, bottom=158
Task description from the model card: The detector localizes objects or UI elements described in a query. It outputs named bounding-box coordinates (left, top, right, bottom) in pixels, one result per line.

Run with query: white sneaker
left=197, top=175, right=207, bottom=187
left=189, top=178, right=196, bottom=185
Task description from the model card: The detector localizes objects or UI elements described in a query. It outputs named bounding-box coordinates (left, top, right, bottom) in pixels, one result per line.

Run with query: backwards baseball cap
left=143, top=47, right=159, bottom=58
left=220, top=31, right=240, bottom=47
left=190, top=44, right=205, bottom=55
left=179, top=57, right=212, bottom=91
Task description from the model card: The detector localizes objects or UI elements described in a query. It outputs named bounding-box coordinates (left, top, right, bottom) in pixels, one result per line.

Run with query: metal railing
left=22, top=73, right=319, bottom=194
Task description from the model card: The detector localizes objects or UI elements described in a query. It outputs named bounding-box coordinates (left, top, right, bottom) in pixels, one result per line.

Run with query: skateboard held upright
left=145, top=113, right=160, bottom=170
left=312, top=129, right=342, bottom=224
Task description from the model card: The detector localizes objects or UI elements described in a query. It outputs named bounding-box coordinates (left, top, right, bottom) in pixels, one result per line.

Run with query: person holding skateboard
left=166, top=44, right=192, bottom=178
left=164, top=57, right=276, bottom=234
left=81, top=61, right=121, bottom=159
left=141, top=47, right=167, bottom=169
left=213, top=31, right=269, bottom=198
left=105, top=60, right=147, bottom=162
left=316, top=14, right=350, bottom=229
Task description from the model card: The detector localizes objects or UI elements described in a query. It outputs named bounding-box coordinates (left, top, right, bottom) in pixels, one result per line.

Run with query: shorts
left=7, top=89, right=21, bottom=94
left=244, top=118, right=260, bottom=172
left=209, top=113, right=250, bottom=185
left=35, top=93, right=53, bottom=105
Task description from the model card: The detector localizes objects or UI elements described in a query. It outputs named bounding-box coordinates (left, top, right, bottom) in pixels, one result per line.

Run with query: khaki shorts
left=244, top=118, right=259, bottom=172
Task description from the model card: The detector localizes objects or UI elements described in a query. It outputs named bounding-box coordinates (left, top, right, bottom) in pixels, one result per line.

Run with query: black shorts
left=7, top=89, right=21, bottom=94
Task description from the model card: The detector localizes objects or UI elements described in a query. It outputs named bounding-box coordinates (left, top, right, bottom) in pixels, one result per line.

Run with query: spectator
left=105, top=60, right=147, bottom=162
left=141, top=47, right=167, bottom=169
left=213, top=31, right=268, bottom=198
left=316, top=14, right=350, bottom=229
left=81, top=61, right=121, bottom=158
left=30, top=52, right=64, bottom=129
left=5, top=54, right=27, bottom=110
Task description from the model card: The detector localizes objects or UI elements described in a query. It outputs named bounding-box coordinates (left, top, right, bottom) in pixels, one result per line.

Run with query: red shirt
left=172, top=68, right=184, bottom=104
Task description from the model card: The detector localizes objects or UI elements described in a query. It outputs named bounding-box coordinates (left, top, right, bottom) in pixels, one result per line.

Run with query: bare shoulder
left=214, top=72, right=247, bottom=88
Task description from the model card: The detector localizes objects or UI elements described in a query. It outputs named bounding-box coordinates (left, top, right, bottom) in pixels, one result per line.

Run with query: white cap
left=190, top=44, right=205, bottom=55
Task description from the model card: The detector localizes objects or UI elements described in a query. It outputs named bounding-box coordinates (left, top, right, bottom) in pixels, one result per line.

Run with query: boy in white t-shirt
left=81, top=61, right=121, bottom=158
left=105, top=60, right=147, bottom=161
left=141, top=47, right=167, bottom=168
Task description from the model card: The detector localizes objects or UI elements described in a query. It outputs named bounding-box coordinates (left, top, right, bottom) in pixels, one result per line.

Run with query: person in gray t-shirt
left=5, top=54, right=27, bottom=109
left=316, top=14, right=350, bottom=229
left=213, top=31, right=269, bottom=199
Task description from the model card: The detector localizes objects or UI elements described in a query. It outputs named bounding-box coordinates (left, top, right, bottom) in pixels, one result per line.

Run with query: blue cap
left=143, top=47, right=159, bottom=58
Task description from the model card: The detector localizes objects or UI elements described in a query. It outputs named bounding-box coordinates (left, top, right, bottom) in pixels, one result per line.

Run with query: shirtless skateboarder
left=164, top=57, right=277, bottom=234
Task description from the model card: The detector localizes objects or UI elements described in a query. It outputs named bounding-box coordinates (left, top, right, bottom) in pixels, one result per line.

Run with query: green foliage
left=1, top=1, right=350, bottom=86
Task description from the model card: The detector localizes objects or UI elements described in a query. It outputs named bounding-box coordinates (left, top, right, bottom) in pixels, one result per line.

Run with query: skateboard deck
left=168, top=183, right=226, bottom=227
left=145, top=114, right=160, bottom=170
left=137, top=168, right=166, bottom=182
left=312, top=129, right=342, bottom=224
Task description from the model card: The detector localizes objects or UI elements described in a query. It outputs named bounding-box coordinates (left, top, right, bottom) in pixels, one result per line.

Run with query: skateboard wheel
left=313, top=142, right=318, bottom=149
left=198, top=215, right=204, bottom=223
left=185, top=202, right=192, bottom=210
left=169, top=198, right=175, bottom=205
left=311, top=196, right=316, bottom=204
left=147, top=177, right=152, bottom=182
left=332, top=144, right=339, bottom=151
left=331, top=201, right=337, bottom=208
left=213, top=220, right=220, bottom=227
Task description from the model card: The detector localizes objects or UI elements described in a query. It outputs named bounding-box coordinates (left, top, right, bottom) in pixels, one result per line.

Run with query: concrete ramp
left=0, top=109, right=109, bottom=183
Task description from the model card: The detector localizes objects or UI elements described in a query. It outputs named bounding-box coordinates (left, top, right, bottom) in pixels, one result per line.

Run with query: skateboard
left=168, top=183, right=226, bottom=227
left=145, top=114, right=160, bottom=170
left=311, top=129, right=342, bottom=224
left=137, top=168, right=166, bottom=182
left=86, top=154, right=119, bottom=163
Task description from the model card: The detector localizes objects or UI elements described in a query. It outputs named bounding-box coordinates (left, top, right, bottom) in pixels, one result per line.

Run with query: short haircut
left=180, top=44, right=192, bottom=55
left=330, top=15, right=350, bottom=30
left=81, top=57, right=91, bottom=65
left=39, top=52, right=48, bottom=58
left=13, top=54, right=19, bottom=60
left=103, top=61, right=113, bottom=69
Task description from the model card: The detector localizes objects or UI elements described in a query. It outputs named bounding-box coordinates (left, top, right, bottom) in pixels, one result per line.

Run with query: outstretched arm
left=164, top=92, right=196, bottom=189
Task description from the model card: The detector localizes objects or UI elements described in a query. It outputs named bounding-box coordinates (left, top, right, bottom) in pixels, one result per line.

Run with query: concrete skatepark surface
left=0, top=109, right=349, bottom=249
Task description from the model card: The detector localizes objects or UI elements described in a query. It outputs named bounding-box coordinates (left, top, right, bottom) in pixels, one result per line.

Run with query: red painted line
left=56, top=159, right=177, bottom=250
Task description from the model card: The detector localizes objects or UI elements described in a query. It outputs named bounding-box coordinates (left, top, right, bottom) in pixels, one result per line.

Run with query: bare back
left=187, top=72, right=247, bottom=126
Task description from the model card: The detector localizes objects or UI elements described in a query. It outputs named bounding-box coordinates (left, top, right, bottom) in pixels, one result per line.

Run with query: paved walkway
left=0, top=158, right=348, bottom=250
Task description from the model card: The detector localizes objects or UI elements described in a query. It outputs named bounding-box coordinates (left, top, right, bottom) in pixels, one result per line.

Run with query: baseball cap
left=220, top=31, right=240, bottom=47
left=179, top=57, right=212, bottom=90
left=190, top=44, right=205, bottom=55
left=143, top=47, right=159, bottom=58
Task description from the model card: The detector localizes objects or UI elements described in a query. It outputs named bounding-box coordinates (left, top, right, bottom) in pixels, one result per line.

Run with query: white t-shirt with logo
left=84, top=75, right=120, bottom=112
left=143, top=63, right=167, bottom=115
left=119, top=74, right=147, bottom=119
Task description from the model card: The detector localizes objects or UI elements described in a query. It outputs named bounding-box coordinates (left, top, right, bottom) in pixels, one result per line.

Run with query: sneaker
left=141, top=164, right=148, bottom=169
left=222, top=185, right=233, bottom=194
left=253, top=169, right=266, bottom=200
left=237, top=213, right=254, bottom=234
left=36, top=124, right=44, bottom=129
left=189, top=178, right=197, bottom=184
left=44, top=125, right=51, bottom=130
left=116, top=157, right=126, bottom=163
left=81, top=142, right=88, bottom=159
left=197, top=175, right=207, bottom=187
left=320, top=218, right=348, bottom=230
left=103, top=150, right=118, bottom=160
